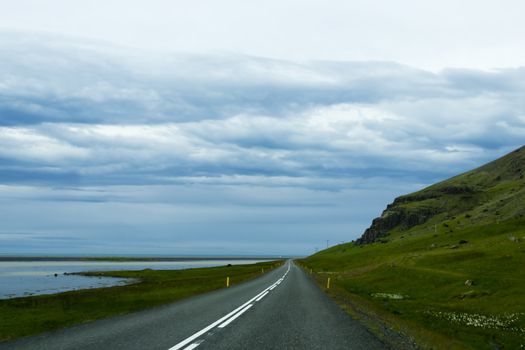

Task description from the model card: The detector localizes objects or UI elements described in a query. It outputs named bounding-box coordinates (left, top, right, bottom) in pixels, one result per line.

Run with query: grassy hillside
left=300, top=146, right=525, bottom=349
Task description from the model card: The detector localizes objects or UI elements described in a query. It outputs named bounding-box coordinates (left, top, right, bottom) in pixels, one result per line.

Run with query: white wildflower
left=371, top=292, right=405, bottom=300
left=424, top=311, right=525, bottom=334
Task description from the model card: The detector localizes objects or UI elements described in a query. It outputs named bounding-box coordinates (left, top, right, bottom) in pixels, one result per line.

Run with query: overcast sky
left=0, top=1, right=524, bottom=256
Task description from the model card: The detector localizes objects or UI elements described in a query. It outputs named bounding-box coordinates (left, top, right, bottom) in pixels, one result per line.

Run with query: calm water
left=0, top=259, right=268, bottom=299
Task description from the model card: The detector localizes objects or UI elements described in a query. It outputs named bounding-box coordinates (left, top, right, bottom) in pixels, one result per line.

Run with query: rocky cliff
left=356, top=146, right=525, bottom=245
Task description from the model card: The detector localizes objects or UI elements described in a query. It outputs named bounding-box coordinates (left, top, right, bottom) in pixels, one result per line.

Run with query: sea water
left=0, top=259, right=268, bottom=299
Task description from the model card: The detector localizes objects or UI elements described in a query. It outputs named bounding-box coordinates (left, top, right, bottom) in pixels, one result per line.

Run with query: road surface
left=0, top=261, right=385, bottom=350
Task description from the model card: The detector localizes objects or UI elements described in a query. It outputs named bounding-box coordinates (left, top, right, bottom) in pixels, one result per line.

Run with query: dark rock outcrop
left=356, top=205, right=439, bottom=244
left=355, top=145, right=525, bottom=245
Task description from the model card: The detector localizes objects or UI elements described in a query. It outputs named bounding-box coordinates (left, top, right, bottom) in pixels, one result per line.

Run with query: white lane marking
left=218, top=304, right=253, bottom=328
left=255, top=291, right=269, bottom=301
left=167, top=298, right=259, bottom=350
left=182, top=343, right=201, bottom=350
left=168, top=262, right=291, bottom=350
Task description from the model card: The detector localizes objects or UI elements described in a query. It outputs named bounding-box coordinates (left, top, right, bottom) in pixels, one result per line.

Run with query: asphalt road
left=0, top=261, right=385, bottom=350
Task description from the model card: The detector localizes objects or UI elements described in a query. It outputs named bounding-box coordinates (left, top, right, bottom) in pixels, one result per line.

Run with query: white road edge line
left=168, top=262, right=291, bottom=350
left=182, top=343, right=201, bottom=350
left=218, top=304, right=253, bottom=328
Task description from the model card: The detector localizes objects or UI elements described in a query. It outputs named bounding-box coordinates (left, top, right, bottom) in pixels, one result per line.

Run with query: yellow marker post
left=326, top=277, right=331, bottom=289
left=226, top=277, right=230, bottom=287
left=261, top=268, right=264, bottom=273
left=310, top=268, right=312, bottom=274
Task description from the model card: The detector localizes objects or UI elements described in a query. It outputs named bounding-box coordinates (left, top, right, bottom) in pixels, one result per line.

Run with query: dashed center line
left=169, top=262, right=290, bottom=350
left=255, top=291, right=269, bottom=302
left=218, top=304, right=253, bottom=328
left=182, top=343, right=201, bottom=350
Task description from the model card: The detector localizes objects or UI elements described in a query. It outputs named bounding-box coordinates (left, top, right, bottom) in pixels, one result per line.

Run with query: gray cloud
left=0, top=182, right=408, bottom=255
left=1, top=33, right=524, bottom=255
left=4, top=32, right=522, bottom=126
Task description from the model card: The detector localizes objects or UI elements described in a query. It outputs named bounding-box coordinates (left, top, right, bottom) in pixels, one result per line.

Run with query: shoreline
left=0, top=260, right=283, bottom=342
left=0, top=256, right=290, bottom=262
left=0, top=258, right=283, bottom=300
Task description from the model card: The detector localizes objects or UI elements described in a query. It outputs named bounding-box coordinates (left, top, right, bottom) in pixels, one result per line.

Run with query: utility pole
left=326, top=240, right=329, bottom=249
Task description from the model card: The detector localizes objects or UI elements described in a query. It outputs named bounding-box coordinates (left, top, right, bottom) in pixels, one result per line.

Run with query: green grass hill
left=300, top=146, right=525, bottom=349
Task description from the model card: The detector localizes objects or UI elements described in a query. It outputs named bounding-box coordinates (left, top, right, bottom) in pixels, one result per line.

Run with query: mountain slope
left=300, top=146, right=525, bottom=350
left=357, top=145, right=525, bottom=244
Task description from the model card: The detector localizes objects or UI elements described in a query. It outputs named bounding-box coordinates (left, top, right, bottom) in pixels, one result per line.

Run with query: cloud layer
left=0, top=33, right=524, bottom=255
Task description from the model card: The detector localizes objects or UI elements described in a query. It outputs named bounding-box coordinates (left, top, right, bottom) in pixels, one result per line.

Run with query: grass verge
left=299, top=218, right=525, bottom=349
left=0, top=260, right=282, bottom=342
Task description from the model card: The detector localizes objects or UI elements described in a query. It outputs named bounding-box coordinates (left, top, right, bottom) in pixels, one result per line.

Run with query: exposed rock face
left=355, top=204, right=439, bottom=244
left=355, top=145, right=525, bottom=245
left=356, top=185, right=475, bottom=244
left=355, top=186, right=477, bottom=245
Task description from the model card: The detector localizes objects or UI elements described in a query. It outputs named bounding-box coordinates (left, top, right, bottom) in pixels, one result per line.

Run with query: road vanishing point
left=1, top=261, right=385, bottom=350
